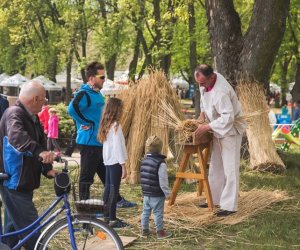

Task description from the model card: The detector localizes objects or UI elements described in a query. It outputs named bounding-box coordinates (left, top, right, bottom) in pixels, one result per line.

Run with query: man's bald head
left=19, top=81, right=45, bottom=100
left=19, top=81, right=46, bottom=114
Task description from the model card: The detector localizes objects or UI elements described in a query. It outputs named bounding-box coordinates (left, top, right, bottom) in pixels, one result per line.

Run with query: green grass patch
left=34, top=149, right=300, bottom=249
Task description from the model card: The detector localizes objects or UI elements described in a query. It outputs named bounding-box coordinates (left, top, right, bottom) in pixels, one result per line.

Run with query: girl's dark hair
left=98, top=98, right=123, bottom=142
left=194, top=64, right=214, bottom=77
left=85, top=61, right=104, bottom=79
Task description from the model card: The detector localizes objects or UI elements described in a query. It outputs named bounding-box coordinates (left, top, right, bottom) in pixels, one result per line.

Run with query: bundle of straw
left=117, top=70, right=183, bottom=184
left=236, top=81, right=285, bottom=172
left=118, top=84, right=137, bottom=138
left=155, top=99, right=212, bottom=145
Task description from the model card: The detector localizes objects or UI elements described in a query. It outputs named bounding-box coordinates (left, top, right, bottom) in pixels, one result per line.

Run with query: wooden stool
left=168, top=142, right=214, bottom=210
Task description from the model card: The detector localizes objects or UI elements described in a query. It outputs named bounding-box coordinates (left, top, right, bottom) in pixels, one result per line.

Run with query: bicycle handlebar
left=38, top=156, right=69, bottom=172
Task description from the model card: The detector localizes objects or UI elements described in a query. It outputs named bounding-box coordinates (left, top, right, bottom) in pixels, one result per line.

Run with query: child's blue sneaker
left=117, top=198, right=137, bottom=208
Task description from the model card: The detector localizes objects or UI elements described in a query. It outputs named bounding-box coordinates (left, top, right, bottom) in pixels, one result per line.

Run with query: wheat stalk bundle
left=236, top=80, right=285, bottom=172
left=118, top=70, right=183, bottom=183
left=155, top=99, right=212, bottom=145
left=118, top=85, right=137, bottom=138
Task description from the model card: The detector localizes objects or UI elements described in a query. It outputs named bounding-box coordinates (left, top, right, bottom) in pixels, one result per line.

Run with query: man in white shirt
left=194, top=64, right=246, bottom=217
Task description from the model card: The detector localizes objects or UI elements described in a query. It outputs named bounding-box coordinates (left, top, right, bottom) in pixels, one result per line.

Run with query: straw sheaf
left=118, top=70, right=183, bottom=184
left=154, top=99, right=211, bottom=145
left=236, top=81, right=285, bottom=172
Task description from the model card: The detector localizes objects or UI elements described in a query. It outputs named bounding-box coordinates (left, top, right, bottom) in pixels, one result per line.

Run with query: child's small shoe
left=142, top=229, right=150, bottom=237
left=157, top=229, right=172, bottom=240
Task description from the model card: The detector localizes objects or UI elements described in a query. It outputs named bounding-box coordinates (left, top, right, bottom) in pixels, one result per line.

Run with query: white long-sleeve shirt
left=103, top=122, right=128, bottom=165
left=200, top=73, right=247, bottom=138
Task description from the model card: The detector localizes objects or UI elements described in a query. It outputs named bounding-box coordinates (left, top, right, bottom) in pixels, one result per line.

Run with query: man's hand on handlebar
left=39, top=151, right=55, bottom=164
left=47, top=169, right=59, bottom=178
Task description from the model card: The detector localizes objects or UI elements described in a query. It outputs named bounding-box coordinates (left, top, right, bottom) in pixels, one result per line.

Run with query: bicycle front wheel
left=36, top=215, right=124, bottom=250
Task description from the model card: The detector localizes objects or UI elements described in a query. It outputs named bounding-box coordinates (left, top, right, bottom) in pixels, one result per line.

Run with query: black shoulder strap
left=83, top=91, right=91, bottom=107
left=72, top=90, right=94, bottom=124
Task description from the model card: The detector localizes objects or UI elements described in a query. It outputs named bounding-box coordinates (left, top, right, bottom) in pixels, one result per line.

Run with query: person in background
left=0, top=94, right=9, bottom=120
left=140, top=136, right=172, bottom=239
left=277, top=105, right=291, bottom=125
left=64, top=119, right=77, bottom=157
left=292, top=101, right=300, bottom=122
left=0, top=81, right=57, bottom=249
left=38, top=101, right=50, bottom=135
left=98, top=97, right=129, bottom=228
left=268, top=107, right=277, bottom=131
left=61, top=87, right=66, bottom=103
left=47, top=108, right=62, bottom=154
left=64, top=90, right=78, bottom=157
left=194, top=64, right=246, bottom=217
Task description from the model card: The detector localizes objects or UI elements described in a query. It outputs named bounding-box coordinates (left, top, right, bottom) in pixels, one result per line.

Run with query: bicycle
left=0, top=157, right=124, bottom=250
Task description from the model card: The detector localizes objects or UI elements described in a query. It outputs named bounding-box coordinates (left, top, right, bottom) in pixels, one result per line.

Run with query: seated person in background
left=293, top=101, right=300, bottom=122
left=278, top=105, right=291, bottom=125
left=268, top=107, right=277, bottom=131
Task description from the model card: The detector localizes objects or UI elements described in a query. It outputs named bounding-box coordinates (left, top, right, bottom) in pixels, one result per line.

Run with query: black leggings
left=103, top=164, right=122, bottom=220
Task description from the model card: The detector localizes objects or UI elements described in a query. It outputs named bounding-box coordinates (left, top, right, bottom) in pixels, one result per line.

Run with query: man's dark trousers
left=79, top=145, right=122, bottom=202
left=0, top=186, right=39, bottom=249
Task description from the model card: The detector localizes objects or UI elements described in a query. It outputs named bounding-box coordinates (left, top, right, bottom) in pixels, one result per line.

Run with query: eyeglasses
left=95, top=75, right=105, bottom=80
left=36, top=97, right=48, bottom=103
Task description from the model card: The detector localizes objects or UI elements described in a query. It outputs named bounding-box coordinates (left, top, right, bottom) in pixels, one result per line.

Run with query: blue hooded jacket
left=68, top=84, right=105, bottom=146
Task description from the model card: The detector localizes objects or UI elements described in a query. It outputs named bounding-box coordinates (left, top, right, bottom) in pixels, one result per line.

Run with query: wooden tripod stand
left=168, top=142, right=214, bottom=210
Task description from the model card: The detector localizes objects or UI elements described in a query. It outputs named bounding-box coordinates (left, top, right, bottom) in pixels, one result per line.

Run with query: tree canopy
left=0, top=0, right=298, bottom=98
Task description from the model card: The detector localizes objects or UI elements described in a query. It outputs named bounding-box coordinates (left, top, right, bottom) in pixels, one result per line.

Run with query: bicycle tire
left=35, top=215, right=124, bottom=250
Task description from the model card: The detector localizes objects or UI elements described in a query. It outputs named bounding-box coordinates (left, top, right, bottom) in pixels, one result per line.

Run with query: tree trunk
left=128, top=34, right=140, bottom=82
left=205, top=0, right=290, bottom=172
left=291, top=62, right=300, bottom=102
left=74, top=49, right=87, bottom=83
left=239, top=0, right=290, bottom=88
left=188, top=2, right=200, bottom=117
left=194, top=83, right=201, bottom=118
left=205, top=0, right=243, bottom=85
left=66, top=47, right=74, bottom=105
left=105, top=54, right=117, bottom=81
left=280, top=57, right=292, bottom=106
left=46, top=54, right=58, bottom=82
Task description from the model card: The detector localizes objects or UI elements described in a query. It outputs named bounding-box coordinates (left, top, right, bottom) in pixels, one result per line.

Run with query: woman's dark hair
left=85, top=61, right=104, bottom=79
left=194, top=64, right=214, bottom=77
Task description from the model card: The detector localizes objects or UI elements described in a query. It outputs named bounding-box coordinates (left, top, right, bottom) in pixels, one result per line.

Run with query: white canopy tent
left=56, top=73, right=82, bottom=89
left=33, top=75, right=62, bottom=91
left=0, top=73, right=9, bottom=83
left=171, top=77, right=189, bottom=89
left=0, top=73, right=29, bottom=87
left=100, top=79, right=128, bottom=96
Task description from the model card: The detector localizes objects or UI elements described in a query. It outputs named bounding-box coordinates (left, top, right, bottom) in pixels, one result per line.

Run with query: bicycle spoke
left=36, top=216, right=123, bottom=250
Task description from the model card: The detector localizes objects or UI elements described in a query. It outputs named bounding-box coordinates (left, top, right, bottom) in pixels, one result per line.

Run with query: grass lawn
left=34, top=145, right=300, bottom=250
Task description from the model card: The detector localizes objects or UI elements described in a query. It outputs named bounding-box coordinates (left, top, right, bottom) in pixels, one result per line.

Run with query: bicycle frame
left=0, top=192, right=78, bottom=250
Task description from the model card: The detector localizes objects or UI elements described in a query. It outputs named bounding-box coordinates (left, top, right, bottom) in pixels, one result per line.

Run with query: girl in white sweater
left=98, top=97, right=128, bottom=228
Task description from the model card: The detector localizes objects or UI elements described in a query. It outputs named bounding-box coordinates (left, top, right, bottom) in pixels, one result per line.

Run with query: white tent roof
left=56, top=73, right=83, bottom=89
left=0, top=73, right=9, bottom=83
left=0, top=73, right=29, bottom=87
left=171, top=77, right=189, bottom=89
left=33, top=75, right=62, bottom=91
left=100, top=79, right=128, bottom=96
